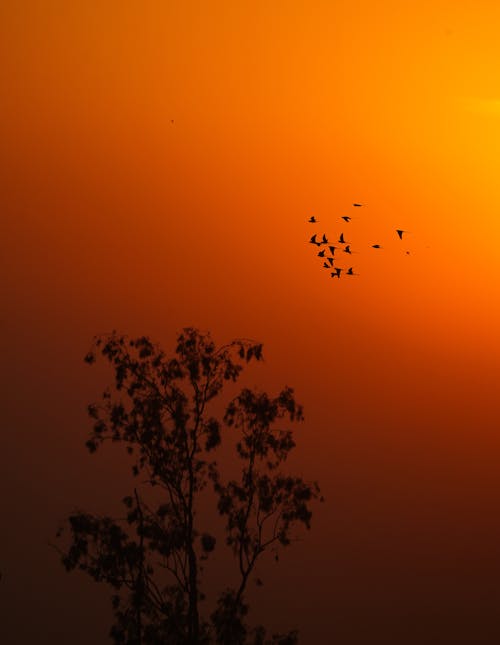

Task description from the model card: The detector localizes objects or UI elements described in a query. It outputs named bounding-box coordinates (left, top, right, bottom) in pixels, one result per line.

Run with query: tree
left=57, top=328, right=322, bottom=644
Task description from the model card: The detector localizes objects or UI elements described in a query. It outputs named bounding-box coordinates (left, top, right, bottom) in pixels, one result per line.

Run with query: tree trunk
left=188, top=544, right=199, bottom=644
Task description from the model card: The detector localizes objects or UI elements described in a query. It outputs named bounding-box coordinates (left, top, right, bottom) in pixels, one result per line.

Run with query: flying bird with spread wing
left=305, top=208, right=412, bottom=283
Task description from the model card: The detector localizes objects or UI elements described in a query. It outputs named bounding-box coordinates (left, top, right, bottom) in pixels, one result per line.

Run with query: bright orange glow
left=3, top=2, right=500, bottom=642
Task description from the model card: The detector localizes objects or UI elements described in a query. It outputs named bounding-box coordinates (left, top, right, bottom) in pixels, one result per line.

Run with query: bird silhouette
left=346, top=267, right=356, bottom=275
left=309, top=234, right=321, bottom=246
left=396, top=229, right=405, bottom=239
left=341, top=216, right=352, bottom=222
left=339, top=233, right=345, bottom=244
left=343, top=245, right=352, bottom=254
left=309, top=216, right=318, bottom=223
left=353, top=203, right=363, bottom=207
left=318, top=249, right=326, bottom=257
left=328, top=246, right=337, bottom=255
left=327, top=257, right=334, bottom=266
left=331, top=268, right=342, bottom=278
left=323, top=262, right=330, bottom=268
left=371, top=244, right=382, bottom=249
left=321, top=233, right=328, bottom=244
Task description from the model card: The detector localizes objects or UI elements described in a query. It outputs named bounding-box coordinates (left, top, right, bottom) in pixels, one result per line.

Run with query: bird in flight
left=305, top=207, right=410, bottom=283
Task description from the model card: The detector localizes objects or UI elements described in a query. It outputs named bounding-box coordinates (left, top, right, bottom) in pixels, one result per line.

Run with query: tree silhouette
left=57, top=328, right=321, bottom=644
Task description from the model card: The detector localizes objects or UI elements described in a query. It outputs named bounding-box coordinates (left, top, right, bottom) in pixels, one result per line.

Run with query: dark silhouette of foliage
left=58, top=328, right=321, bottom=644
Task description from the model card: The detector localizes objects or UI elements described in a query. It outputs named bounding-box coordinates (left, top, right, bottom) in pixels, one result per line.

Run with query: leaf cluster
left=59, top=328, right=321, bottom=644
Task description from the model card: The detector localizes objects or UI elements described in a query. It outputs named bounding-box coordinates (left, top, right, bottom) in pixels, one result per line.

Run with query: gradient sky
left=2, top=2, right=500, bottom=643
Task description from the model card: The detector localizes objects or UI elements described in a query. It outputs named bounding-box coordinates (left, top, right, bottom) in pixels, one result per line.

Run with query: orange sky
left=2, top=2, right=500, bottom=643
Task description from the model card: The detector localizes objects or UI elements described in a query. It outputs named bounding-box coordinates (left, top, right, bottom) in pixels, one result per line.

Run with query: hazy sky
left=2, top=2, right=500, bottom=643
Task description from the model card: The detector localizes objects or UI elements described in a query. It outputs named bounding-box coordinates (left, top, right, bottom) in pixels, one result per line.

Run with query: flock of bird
left=307, top=203, right=409, bottom=279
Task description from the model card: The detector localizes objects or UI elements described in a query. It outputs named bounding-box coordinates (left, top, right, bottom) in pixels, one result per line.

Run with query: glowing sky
left=2, top=2, right=500, bottom=643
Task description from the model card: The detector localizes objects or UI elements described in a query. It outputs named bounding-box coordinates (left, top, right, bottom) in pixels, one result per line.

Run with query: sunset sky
left=2, top=1, right=500, bottom=643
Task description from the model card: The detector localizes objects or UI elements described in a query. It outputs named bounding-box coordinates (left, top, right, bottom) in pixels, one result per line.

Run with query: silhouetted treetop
left=60, top=327, right=321, bottom=644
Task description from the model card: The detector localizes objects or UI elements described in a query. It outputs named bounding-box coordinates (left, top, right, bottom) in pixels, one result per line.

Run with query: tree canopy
left=58, top=328, right=322, bottom=644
